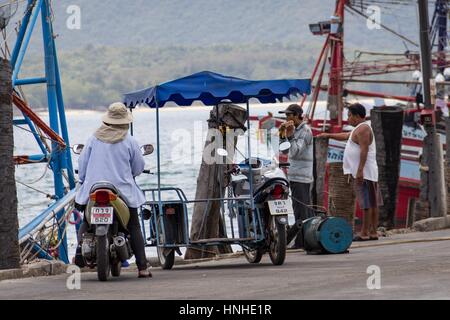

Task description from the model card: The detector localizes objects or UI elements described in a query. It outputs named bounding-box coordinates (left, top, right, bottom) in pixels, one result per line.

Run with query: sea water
left=15, top=102, right=312, bottom=259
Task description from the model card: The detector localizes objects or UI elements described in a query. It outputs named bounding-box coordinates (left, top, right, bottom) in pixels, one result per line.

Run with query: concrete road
left=1, top=232, right=450, bottom=300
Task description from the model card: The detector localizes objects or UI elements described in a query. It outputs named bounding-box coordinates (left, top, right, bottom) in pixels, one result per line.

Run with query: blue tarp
left=123, top=71, right=311, bottom=108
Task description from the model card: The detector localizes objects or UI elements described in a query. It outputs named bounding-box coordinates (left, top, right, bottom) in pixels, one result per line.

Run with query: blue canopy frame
left=124, top=71, right=311, bottom=108
left=123, top=71, right=311, bottom=243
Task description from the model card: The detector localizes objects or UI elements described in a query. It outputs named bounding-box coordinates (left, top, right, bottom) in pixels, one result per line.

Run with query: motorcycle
left=72, top=143, right=154, bottom=281
left=228, top=142, right=293, bottom=265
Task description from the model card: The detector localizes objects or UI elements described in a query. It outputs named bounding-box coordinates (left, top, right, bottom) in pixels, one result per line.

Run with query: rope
left=20, top=200, right=75, bottom=263
left=289, top=194, right=328, bottom=215
left=15, top=180, right=54, bottom=198
left=346, top=5, right=419, bottom=47
left=13, top=123, right=64, bottom=147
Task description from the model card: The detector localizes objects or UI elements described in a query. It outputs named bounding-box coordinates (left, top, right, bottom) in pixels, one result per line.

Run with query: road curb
left=0, top=268, right=23, bottom=282
left=0, top=260, right=68, bottom=282
left=350, top=236, right=450, bottom=249
left=413, top=216, right=450, bottom=232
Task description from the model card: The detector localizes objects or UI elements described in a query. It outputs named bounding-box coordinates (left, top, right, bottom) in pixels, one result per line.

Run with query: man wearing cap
left=279, top=104, right=314, bottom=249
left=74, top=102, right=152, bottom=278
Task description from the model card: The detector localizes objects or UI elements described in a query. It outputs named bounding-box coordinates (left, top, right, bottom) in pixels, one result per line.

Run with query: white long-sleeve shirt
left=75, top=134, right=146, bottom=208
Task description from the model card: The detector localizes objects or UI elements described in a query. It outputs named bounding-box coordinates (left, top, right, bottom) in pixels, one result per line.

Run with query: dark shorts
left=353, top=179, right=383, bottom=210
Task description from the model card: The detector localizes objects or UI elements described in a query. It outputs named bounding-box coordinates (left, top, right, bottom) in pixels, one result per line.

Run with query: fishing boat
left=252, top=0, right=449, bottom=229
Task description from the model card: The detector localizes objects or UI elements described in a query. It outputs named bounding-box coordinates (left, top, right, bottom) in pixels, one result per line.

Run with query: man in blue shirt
left=74, top=103, right=151, bottom=278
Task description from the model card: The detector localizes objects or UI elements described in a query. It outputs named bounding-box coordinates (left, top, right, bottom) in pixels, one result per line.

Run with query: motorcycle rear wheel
left=268, top=217, right=287, bottom=266
left=96, top=235, right=111, bottom=281
left=157, top=216, right=175, bottom=270
left=111, top=260, right=121, bottom=277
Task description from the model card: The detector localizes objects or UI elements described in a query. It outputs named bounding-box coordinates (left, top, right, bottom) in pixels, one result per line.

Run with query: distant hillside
left=7, top=0, right=422, bottom=108
left=44, top=0, right=420, bottom=51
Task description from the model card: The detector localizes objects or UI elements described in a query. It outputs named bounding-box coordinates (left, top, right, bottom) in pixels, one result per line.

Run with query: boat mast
left=327, top=0, right=347, bottom=129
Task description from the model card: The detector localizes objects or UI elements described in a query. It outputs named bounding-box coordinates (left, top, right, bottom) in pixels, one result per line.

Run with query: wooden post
left=185, top=104, right=247, bottom=260
left=371, top=106, right=404, bottom=228
left=417, top=0, right=447, bottom=218
left=0, top=58, right=20, bottom=270
left=446, top=117, right=450, bottom=216
left=313, top=137, right=329, bottom=208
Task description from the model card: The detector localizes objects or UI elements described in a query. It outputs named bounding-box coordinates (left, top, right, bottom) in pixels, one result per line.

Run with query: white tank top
left=343, top=122, right=379, bottom=182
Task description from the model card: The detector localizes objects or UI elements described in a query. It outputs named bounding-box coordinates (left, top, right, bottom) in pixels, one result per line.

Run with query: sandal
left=138, top=270, right=152, bottom=278
left=353, top=235, right=371, bottom=242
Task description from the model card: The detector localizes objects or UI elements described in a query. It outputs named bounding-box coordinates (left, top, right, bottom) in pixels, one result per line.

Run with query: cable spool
left=303, top=215, right=353, bottom=254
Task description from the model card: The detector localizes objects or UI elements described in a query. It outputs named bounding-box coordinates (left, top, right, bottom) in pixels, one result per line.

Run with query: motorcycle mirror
left=72, top=144, right=85, bottom=155
left=279, top=141, right=291, bottom=152
left=217, top=148, right=228, bottom=157
left=140, top=144, right=154, bottom=156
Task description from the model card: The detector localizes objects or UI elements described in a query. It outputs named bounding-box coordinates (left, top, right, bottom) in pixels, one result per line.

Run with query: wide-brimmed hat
left=102, top=102, right=133, bottom=125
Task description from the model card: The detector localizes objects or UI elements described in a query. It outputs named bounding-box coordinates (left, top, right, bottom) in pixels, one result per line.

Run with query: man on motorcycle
left=74, top=102, right=152, bottom=278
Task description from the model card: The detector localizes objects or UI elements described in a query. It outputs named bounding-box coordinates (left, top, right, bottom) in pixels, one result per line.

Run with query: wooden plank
left=190, top=238, right=254, bottom=245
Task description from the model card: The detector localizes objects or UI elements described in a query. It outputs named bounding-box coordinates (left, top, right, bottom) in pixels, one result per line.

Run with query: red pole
left=302, top=35, right=329, bottom=115
left=345, top=89, right=417, bottom=103
left=13, top=93, right=66, bottom=149
left=328, top=0, right=346, bottom=128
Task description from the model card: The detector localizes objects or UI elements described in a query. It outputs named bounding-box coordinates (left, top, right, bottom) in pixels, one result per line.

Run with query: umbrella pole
left=155, top=99, right=165, bottom=241
left=246, top=100, right=257, bottom=240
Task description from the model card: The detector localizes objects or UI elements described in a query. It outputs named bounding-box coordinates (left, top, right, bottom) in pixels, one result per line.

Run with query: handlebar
left=279, top=163, right=290, bottom=168
left=74, top=169, right=153, bottom=176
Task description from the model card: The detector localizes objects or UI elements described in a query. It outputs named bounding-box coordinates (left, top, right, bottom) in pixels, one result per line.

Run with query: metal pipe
left=18, top=189, right=76, bottom=245
left=13, top=93, right=66, bottom=148
left=436, top=0, right=447, bottom=73
left=418, top=0, right=433, bottom=109
left=41, top=0, right=68, bottom=263
left=10, top=0, right=34, bottom=68
left=52, top=37, right=76, bottom=191
left=14, top=153, right=48, bottom=165
left=11, top=0, right=44, bottom=84
left=155, top=98, right=165, bottom=246
left=14, top=77, right=47, bottom=86
left=344, top=79, right=450, bottom=86
left=245, top=100, right=257, bottom=240
left=345, top=89, right=417, bottom=102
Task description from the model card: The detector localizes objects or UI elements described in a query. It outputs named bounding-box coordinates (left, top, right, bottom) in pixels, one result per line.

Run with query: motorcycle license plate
left=91, top=207, right=114, bottom=224
left=268, top=199, right=293, bottom=216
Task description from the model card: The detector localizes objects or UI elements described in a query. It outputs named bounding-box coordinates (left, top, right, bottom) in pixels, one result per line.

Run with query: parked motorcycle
left=72, top=143, right=154, bottom=281
left=228, top=142, right=292, bottom=265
